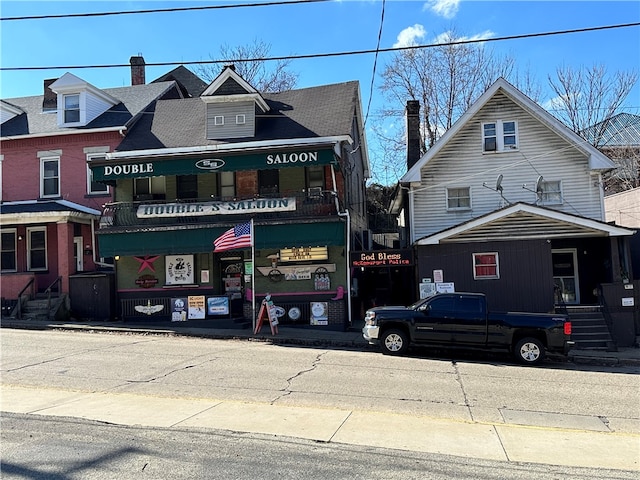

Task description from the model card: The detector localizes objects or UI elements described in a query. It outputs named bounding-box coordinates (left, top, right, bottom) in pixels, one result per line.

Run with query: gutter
left=1, top=126, right=126, bottom=141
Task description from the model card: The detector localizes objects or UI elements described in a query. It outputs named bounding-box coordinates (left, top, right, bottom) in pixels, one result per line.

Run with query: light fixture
left=114, top=255, right=120, bottom=261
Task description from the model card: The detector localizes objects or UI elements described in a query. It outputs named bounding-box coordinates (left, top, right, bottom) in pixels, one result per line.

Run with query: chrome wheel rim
left=384, top=334, right=403, bottom=352
left=520, top=342, right=541, bottom=362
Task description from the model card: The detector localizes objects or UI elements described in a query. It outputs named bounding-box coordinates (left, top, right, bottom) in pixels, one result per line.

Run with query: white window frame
left=539, top=180, right=563, bottom=205
left=1, top=228, right=18, bottom=272
left=482, top=120, right=518, bottom=153
left=40, top=156, right=60, bottom=198
left=446, top=186, right=471, bottom=211
left=134, top=176, right=166, bottom=200
left=63, top=93, right=80, bottom=124
left=236, top=114, right=246, bottom=125
left=27, top=226, right=47, bottom=271
left=473, top=252, right=500, bottom=280
left=86, top=154, right=109, bottom=195
left=219, top=171, right=235, bottom=198
left=214, top=115, right=224, bottom=126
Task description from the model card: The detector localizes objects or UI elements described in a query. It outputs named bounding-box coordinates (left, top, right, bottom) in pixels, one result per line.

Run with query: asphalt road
left=2, top=412, right=637, bottom=480
left=1, top=328, right=639, bottom=475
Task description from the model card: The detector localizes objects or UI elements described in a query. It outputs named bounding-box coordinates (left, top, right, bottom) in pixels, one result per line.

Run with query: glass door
left=552, top=249, right=580, bottom=304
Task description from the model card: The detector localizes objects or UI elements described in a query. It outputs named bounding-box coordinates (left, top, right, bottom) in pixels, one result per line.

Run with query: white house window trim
left=1, top=228, right=18, bottom=273
left=538, top=180, right=563, bottom=205
left=40, top=156, right=60, bottom=198
left=214, top=115, right=224, bottom=126
left=27, top=226, right=48, bottom=271
left=482, top=120, right=518, bottom=153
left=446, top=186, right=472, bottom=211
left=473, top=252, right=500, bottom=280
left=86, top=153, right=109, bottom=195
left=236, top=114, right=246, bottom=125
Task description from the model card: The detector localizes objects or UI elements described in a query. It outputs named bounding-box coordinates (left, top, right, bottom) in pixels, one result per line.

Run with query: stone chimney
left=406, top=100, right=421, bottom=170
left=42, top=79, right=57, bottom=112
left=130, top=55, right=146, bottom=85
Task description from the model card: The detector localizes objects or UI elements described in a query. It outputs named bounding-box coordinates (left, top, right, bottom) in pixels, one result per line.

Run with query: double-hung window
left=473, top=252, right=499, bottom=279
left=1, top=229, right=17, bottom=272
left=27, top=227, right=47, bottom=271
left=539, top=180, right=562, bottom=205
left=483, top=120, right=518, bottom=152
left=447, top=187, right=471, bottom=210
left=41, top=156, right=60, bottom=198
left=63, top=94, right=80, bottom=123
left=87, top=154, right=109, bottom=195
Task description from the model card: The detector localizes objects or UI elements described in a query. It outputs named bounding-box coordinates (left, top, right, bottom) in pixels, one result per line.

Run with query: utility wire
left=364, top=0, right=385, bottom=128
left=2, top=22, right=638, bottom=72
left=0, top=0, right=331, bottom=21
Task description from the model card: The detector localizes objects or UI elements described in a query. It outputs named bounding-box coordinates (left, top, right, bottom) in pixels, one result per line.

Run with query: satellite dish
left=535, top=175, right=544, bottom=193
left=495, top=174, right=504, bottom=192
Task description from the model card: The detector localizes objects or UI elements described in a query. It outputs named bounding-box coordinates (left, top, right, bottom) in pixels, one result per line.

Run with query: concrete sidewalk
left=2, top=384, right=638, bottom=471
left=2, top=316, right=640, bottom=366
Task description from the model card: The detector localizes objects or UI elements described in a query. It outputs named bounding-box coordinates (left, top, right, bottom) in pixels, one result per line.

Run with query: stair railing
left=45, top=276, right=63, bottom=313
left=15, top=277, right=36, bottom=320
left=553, top=285, right=568, bottom=315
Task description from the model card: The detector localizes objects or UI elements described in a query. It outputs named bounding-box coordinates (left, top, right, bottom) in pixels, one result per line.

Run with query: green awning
left=91, top=148, right=335, bottom=181
left=97, top=221, right=345, bottom=256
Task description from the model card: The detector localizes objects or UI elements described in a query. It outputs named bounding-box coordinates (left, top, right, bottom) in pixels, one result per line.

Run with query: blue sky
left=1, top=0, right=639, bottom=182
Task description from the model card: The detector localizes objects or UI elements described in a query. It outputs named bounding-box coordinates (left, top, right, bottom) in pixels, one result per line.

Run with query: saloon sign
left=91, top=149, right=335, bottom=181
left=137, top=197, right=297, bottom=218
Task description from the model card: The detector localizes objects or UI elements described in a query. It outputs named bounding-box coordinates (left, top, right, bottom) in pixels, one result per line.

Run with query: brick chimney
left=130, top=55, right=146, bottom=85
left=42, top=79, right=57, bottom=112
left=406, top=100, right=421, bottom=170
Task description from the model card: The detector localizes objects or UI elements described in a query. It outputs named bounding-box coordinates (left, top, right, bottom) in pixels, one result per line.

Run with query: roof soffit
left=415, top=202, right=634, bottom=245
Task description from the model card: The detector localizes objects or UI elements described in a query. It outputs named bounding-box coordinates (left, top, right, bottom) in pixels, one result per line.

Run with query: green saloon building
left=89, top=66, right=370, bottom=330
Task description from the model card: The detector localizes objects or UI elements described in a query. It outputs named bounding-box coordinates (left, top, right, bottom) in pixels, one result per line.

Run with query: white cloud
left=433, top=29, right=495, bottom=45
left=393, top=24, right=426, bottom=48
left=425, top=0, right=460, bottom=19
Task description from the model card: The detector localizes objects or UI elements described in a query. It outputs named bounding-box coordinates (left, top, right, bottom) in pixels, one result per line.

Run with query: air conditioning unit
left=307, top=187, right=323, bottom=197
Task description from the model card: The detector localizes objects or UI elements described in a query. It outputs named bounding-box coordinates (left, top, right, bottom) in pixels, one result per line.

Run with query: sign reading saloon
left=92, top=148, right=335, bottom=181
left=137, top=197, right=296, bottom=218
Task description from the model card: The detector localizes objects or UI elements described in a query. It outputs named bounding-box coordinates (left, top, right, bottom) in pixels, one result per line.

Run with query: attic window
left=63, top=94, right=80, bottom=123
left=483, top=120, right=518, bottom=152
left=236, top=114, right=246, bottom=125
left=214, top=115, right=224, bottom=126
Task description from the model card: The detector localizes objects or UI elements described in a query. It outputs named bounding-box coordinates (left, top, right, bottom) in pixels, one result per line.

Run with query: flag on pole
left=213, top=221, right=253, bottom=252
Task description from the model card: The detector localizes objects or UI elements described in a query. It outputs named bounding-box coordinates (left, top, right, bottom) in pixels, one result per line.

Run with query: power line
left=0, top=0, right=331, bottom=21
left=2, top=22, right=638, bottom=72
left=363, top=0, right=386, bottom=128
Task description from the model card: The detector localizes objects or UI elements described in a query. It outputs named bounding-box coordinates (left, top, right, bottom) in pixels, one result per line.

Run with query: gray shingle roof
left=1, top=82, right=178, bottom=137
left=151, top=66, right=207, bottom=97
left=117, top=81, right=361, bottom=151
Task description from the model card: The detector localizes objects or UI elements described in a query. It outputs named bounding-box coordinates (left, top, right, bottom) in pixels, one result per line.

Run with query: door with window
left=552, top=249, right=580, bottom=304
left=74, top=237, right=83, bottom=272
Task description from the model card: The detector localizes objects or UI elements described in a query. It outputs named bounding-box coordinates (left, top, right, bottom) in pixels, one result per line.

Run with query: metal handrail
left=45, top=276, right=62, bottom=312
left=15, top=277, right=35, bottom=319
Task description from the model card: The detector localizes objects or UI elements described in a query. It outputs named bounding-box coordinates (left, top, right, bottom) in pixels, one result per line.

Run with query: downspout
left=91, top=217, right=114, bottom=268
left=331, top=164, right=352, bottom=327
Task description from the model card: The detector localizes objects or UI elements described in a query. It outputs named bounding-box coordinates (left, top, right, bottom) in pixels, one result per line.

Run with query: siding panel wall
left=206, top=102, right=255, bottom=139
left=412, top=91, right=604, bottom=241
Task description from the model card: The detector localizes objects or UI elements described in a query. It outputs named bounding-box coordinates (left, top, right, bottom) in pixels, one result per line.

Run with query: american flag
left=213, top=221, right=253, bottom=252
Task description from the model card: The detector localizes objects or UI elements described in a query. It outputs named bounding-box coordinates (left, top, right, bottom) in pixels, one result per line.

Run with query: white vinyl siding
left=206, top=101, right=255, bottom=139
left=411, top=91, right=604, bottom=240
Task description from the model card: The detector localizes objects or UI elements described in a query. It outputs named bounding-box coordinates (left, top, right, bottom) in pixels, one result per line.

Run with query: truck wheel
left=380, top=329, right=408, bottom=356
left=514, top=337, right=545, bottom=365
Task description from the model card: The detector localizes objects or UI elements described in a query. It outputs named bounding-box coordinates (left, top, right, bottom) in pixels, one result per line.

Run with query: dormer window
left=214, top=115, right=224, bottom=126
left=236, top=114, right=246, bottom=125
left=64, top=94, right=80, bottom=123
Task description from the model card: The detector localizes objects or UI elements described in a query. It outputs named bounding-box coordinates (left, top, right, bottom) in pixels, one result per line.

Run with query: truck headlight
left=364, top=311, right=377, bottom=326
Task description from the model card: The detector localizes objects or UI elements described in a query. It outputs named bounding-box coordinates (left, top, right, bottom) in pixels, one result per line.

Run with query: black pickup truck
left=362, top=292, right=574, bottom=365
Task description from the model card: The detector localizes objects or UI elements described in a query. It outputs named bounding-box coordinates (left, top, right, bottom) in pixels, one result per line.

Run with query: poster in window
left=166, top=255, right=194, bottom=285
left=188, top=295, right=206, bottom=319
